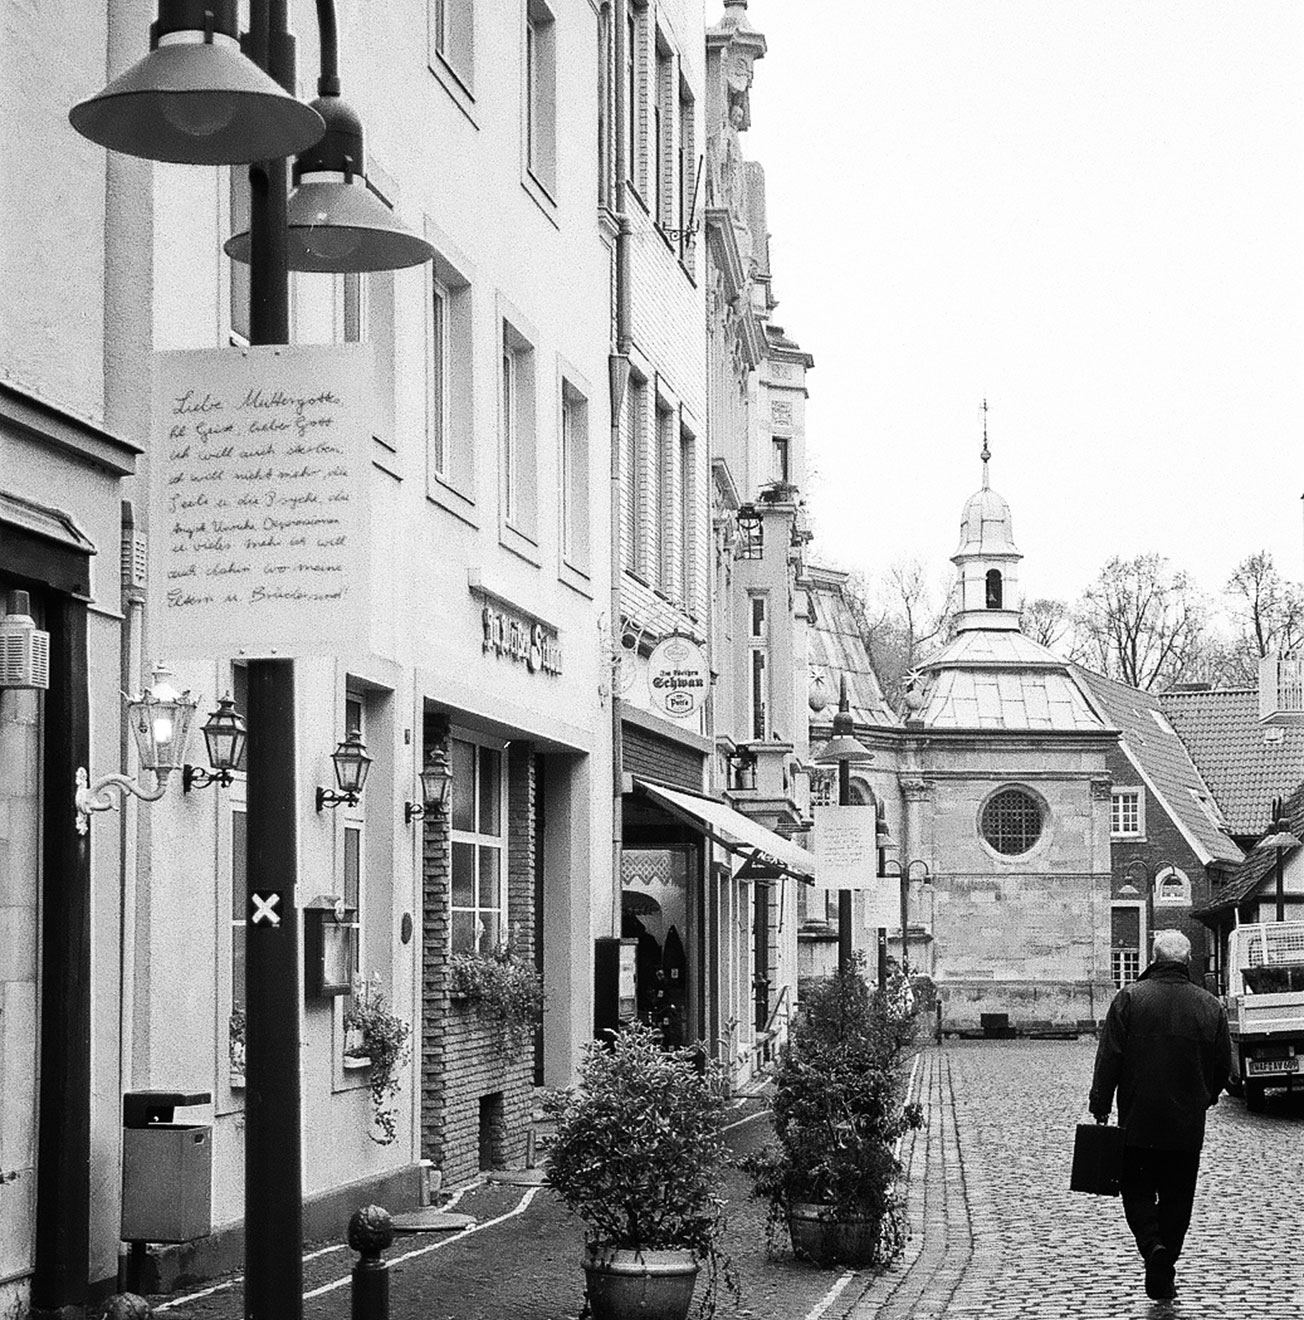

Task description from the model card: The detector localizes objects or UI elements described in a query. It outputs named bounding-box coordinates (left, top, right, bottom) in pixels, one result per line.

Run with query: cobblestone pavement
left=149, top=1041, right=1304, bottom=1320
left=845, top=1039, right=1304, bottom=1320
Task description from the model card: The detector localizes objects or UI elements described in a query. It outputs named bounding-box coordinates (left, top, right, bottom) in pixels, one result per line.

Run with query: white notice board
left=813, top=804, right=879, bottom=890
left=150, top=344, right=374, bottom=658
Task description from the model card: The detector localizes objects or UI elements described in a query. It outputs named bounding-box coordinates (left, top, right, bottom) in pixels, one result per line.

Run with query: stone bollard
left=348, top=1204, right=394, bottom=1320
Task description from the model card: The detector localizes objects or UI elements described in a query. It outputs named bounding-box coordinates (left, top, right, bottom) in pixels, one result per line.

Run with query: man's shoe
left=1145, top=1245, right=1177, bottom=1300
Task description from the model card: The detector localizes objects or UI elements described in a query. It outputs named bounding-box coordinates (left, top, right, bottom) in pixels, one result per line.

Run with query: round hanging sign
left=647, top=635, right=710, bottom=719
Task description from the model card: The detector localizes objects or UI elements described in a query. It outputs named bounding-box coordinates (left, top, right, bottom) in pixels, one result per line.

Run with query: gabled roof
left=805, top=567, right=898, bottom=730
left=1072, top=666, right=1243, bottom=868
left=1158, top=687, right=1304, bottom=836
left=1196, top=779, right=1304, bottom=915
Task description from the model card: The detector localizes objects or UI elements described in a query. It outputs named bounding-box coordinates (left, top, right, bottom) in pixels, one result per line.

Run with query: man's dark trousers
left=1119, top=1146, right=1202, bottom=1262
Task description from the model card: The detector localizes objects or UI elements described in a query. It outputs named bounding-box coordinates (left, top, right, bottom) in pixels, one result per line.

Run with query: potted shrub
left=543, top=1024, right=737, bottom=1320
left=743, top=958, right=922, bottom=1268
left=448, top=941, right=545, bottom=1056
left=342, top=974, right=412, bottom=1146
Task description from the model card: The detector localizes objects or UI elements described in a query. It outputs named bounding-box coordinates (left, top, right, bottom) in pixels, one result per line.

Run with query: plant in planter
left=342, top=974, right=412, bottom=1146
left=229, top=1006, right=246, bottom=1085
left=543, top=1024, right=738, bottom=1320
left=448, top=942, right=545, bottom=1056
left=743, top=958, right=923, bottom=1268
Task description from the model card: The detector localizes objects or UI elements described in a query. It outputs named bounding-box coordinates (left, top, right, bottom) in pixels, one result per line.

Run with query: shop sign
left=473, top=586, right=562, bottom=676
left=647, top=634, right=709, bottom=719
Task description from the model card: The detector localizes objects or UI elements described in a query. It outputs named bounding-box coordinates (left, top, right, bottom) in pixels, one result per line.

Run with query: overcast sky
left=744, top=1, right=1304, bottom=609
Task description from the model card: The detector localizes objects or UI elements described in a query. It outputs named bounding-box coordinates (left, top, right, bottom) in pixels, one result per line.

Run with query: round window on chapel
left=981, top=788, right=1044, bottom=855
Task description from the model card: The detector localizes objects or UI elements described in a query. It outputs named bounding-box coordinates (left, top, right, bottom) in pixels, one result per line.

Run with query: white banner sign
left=151, top=344, right=374, bottom=657
left=813, top=804, right=880, bottom=891
left=862, top=880, right=900, bottom=932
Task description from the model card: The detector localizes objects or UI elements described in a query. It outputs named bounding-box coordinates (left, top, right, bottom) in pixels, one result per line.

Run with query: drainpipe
left=609, top=0, right=632, bottom=933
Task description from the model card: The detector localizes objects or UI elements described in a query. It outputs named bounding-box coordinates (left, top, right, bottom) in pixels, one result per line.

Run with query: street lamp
left=69, top=5, right=434, bottom=1317
left=183, top=694, right=248, bottom=792
left=1261, top=797, right=1300, bottom=924
left=814, top=675, right=874, bottom=975
left=880, top=858, right=930, bottom=980
left=316, top=730, right=373, bottom=811
left=75, top=665, right=197, bottom=832
left=405, top=746, right=453, bottom=824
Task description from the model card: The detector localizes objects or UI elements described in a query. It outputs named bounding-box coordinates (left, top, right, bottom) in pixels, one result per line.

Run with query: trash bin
left=121, top=1091, right=213, bottom=1243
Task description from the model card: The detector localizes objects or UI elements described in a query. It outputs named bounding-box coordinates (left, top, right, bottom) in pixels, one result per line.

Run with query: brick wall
left=421, top=719, right=537, bottom=1187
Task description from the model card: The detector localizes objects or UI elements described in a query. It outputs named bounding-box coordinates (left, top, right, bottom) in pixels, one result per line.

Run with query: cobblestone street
left=150, top=1040, right=1304, bottom=1320
left=846, top=1040, right=1304, bottom=1320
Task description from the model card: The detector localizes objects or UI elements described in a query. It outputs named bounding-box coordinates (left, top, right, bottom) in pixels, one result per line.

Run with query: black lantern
left=316, top=730, right=372, bottom=811
left=405, top=746, right=453, bottom=824
left=183, top=693, right=247, bottom=792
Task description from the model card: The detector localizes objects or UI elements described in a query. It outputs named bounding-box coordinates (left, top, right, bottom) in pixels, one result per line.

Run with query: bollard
left=98, top=1295, right=152, bottom=1320
left=348, top=1204, right=394, bottom=1320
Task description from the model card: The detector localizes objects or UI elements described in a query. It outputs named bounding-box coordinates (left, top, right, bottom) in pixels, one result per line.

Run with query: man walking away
left=1089, top=929, right=1231, bottom=1301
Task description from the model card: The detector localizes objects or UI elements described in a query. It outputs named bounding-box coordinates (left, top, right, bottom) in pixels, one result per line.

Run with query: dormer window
left=985, top=569, right=1003, bottom=610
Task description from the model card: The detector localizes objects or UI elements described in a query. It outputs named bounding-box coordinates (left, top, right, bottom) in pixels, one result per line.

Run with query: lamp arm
left=314, top=0, right=340, bottom=95
left=75, top=766, right=169, bottom=833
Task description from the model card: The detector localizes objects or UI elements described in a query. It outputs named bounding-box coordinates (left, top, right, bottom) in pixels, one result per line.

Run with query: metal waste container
left=121, top=1090, right=212, bottom=1243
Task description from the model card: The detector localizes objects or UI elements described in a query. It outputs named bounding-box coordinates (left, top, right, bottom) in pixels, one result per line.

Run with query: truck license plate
left=1249, top=1057, right=1298, bottom=1074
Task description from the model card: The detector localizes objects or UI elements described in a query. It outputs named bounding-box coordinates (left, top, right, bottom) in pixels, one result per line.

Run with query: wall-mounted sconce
left=183, top=694, right=247, bottom=792
left=76, top=665, right=197, bottom=833
left=404, top=746, right=452, bottom=824
left=316, top=730, right=371, bottom=812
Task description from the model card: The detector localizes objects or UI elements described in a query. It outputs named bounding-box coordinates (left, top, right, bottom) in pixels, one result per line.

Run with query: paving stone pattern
left=847, top=1040, right=1304, bottom=1320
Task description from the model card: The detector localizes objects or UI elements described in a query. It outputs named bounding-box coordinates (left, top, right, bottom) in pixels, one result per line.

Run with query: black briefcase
left=1069, top=1122, right=1123, bottom=1196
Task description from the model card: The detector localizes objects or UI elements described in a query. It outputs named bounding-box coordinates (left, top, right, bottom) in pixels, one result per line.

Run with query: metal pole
left=1276, top=845, right=1286, bottom=923
left=898, top=865, right=909, bottom=980
left=838, top=759, right=852, bottom=973
left=244, top=6, right=302, bottom=1319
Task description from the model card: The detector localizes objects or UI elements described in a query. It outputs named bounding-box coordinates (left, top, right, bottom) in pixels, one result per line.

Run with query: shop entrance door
left=620, top=847, right=699, bottom=1048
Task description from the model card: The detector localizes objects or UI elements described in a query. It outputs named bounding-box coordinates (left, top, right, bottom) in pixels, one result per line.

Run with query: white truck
left=1225, top=921, right=1304, bottom=1112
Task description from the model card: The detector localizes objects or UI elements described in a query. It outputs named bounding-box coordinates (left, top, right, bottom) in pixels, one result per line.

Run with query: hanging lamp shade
left=69, top=1, right=324, bottom=166
left=225, top=94, right=434, bottom=273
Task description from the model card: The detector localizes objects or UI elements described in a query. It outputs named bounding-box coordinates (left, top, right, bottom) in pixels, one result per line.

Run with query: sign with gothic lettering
left=647, top=635, right=709, bottom=719
left=471, top=582, right=562, bottom=677
left=150, top=344, right=374, bottom=657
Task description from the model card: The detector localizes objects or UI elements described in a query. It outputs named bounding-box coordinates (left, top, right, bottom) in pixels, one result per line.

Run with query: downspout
left=610, top=0, right=632, bottom=933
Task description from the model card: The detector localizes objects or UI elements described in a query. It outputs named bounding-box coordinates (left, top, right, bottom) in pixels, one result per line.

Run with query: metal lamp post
left=1261, top=798, right=1301, bottom=924
left=814, top=676, right=874, bottom=975
left=881, top=858, right=930, bottom=981
left=70, top=6, right=433, bottom=1318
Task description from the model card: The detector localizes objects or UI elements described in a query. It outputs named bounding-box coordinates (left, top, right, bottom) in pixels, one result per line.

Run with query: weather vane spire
left=980, top=398, right=991, bottom=488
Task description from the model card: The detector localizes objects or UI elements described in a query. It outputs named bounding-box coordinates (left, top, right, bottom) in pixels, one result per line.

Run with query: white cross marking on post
left=251, top=892, right=281, bottom=927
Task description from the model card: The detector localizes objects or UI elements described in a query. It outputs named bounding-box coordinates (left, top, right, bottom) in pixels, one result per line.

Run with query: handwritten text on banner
left=151, top=344, right=374, bottom=657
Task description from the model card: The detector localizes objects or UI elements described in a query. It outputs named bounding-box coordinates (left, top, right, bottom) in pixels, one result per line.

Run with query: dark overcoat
left=1088, top=960, right=1232, bottom=1151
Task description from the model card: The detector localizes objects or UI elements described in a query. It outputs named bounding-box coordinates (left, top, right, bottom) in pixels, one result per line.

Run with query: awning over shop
left=634, top=780, right=815, bottom=884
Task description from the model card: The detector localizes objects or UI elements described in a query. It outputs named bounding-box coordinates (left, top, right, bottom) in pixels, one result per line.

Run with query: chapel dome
left=955, top=484, right=1019, bottom=559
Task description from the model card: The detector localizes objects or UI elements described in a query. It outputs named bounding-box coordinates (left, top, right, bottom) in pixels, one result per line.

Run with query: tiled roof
left=912, top=629, right=1105, bottom=731
left=1158, top=687, right=1304, bottom=836
left=1072, top=666, right=1243, bottom=867
left=1195, top=779, right=1304, bottom=914
left=806, top=570, right=898, bottom=730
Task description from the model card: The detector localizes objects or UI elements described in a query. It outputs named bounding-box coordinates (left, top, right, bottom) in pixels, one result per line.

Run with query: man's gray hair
left=1153, top=929, right=1192, bottom=963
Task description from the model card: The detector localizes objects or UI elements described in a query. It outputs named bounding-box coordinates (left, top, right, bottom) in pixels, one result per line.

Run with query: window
left=980, top=788, right=1043, bottom=856
left=656, top=401, right=675, bottom=591
left=985, top=569, right=1003, bottom=610
left=677, top=79, right=697, bottom=260
left=429, top=0, right=474, bottom=90
left=561, top=380, right=590, bottom=572
left=627, top=4, right=645, bottom=191
left=626, top=374, right=648, bottom=576
left=1154, top=866, right=1192, bottom=907
left=1111, top=905, right=1142, bottom=988
left=1111, top=788, right=1144, bottom=839
left=749, top=593, right=769, bottom=740
left=230, top=806, right=247, bottom=1021
left=450, top=738, right=506, bottom=954
left=654, top=33, right=673, bottom=225
left=772, top=436, right=790, bottom=485
left=229, top=168, right=250, bottom=343
left=525, top=0, right=557, bottom=196
left=340, top=693, right=365, bottom=984
left=678, top=428, right=696, bottom=609
left=425, top=247, right=474, bottom=504
left=500, top=318, right=538, bottom=547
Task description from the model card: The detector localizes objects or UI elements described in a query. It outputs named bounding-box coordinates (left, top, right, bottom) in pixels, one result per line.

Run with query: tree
left=1072, top=555, right=1207, bottom=690
left=1222, top=551, right=1304, bottom=682
left=846, top=560, right=954, bottom=710
left=1020, top=597, right=1072, bottom=652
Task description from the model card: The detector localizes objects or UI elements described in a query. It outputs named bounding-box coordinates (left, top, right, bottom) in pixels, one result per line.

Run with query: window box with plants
left=342, top=974, right=412, bottom=1146
left=448, top=942, right=545, bottom=1057
left=742, top=958, right=923, bottom=1268
left=544, top=1024, right=739, bottom=1320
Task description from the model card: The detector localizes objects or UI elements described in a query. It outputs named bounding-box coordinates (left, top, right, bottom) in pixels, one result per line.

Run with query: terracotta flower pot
left=787, top=1202, right=882, bottom=1267
left=582, top=1245, right=700, bottom=1320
